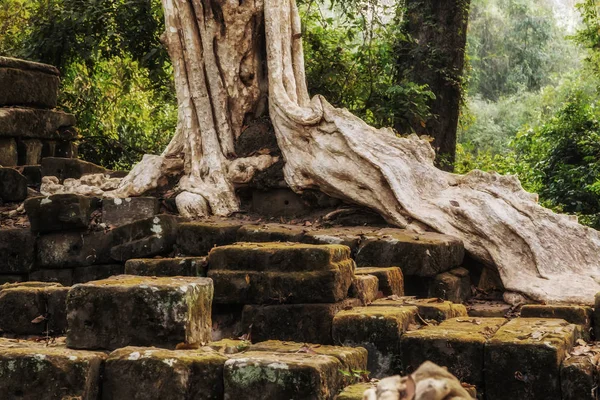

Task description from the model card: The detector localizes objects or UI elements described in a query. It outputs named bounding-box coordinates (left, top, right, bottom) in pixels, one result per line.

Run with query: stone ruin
left=1, top=58, right=600, bottom=400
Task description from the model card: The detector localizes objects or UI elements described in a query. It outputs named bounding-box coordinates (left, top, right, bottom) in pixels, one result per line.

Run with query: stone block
left=0, top=137, right=17, bottom=166
left=212, top=305, right=244, bottom=341
left=561, top=355, right=599, bottom=400
left=0, top=167, right=27, bottom=202
left=177, top=220, right=243, bottom=255
left=102, top=346, right=227, bottom=400
left=236, top=223, right=306, bottom=242
left=521, top=304, right=593, bottom=340
left=0, top=57, right=60, bottom=108
left=73, top=264, right=124, bottom=283
left=41, top=157, right=105, bottom=182
left=251, top=188, right=309, bottom=217
left=223, top=351, right=344, bottom=399
left=125, top=257, right=208, bottom=277
left=302, top=228, right=364, bottom=252
left=401, top=317, right=506, bottom=388
left=17, top=139, right=43, bottom=165
left=66, top=275, right=213, bottom=350
left=16, top=165, right=42, bottom=186
left=0, top=108, right=76, bottom=140
left=241, top=299, right=362, bottom=344
left=25, top=194, right=95, bottom=232
left=208, top=243, right=355, bottom=304
left=0, top=284, right=69, bottom=335
left=355, top=229, right=464, bottom=277
left=0, top=344, right=106, bottom=400
left=349, top=274, right=379, bottom=305
left=109, top=215, right=180, bottom=262
left=102, top=197, right=159, bottom=226
left=371, top=297, right=468, bottom=322
left=36, top=230, right=114, bottom=268
left=42, top=140, right=56, bottom=158
left=29, top=268, right=74, bottom=286
left=55, top=140, right=78, bottom=158
left=0, top=229, right=35, bottom=273
left=484, top=318, right=579, bottom=400
left=428, top=267, right=472, bottom=303
left=332, top=306, right=418, bottom=377
left=467, top=301, right=511, bottom=318
left=0, top=275, right=27, bottom=285
left=337, top=383, right=377, bottom=400
left=355, top=267, right=404, bottom=296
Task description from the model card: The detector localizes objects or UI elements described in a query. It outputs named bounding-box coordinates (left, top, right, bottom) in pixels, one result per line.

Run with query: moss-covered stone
left=66, top=275, right=213, bottom=350
left=241, top=299, right=362, bottom=344
left=349, top=274, right=379, bottom=305
left=484, top=318, right=579, bottom=400
left=28, top=268, right=74, bottom=286
left=223, top=351, right=342, bottom=399
left=25, top=194, right=96, bottom=233
left=355, top=229, right=464, bottom=277
left=332, top=306, right=418, bottom=377
left=520, top=304, right=593, bottom=340
left=0, top=229, right=35, bottom=273
left=0, top=342, right=106, bottom=400
left=336, top=382, right=376, bottom=400
left=401, top=317, right=506, bottom=389
left=177, top=220, right=243, bottom=256
left=428, top=267, right=471, bottom=303
left=36, top=230, right=115, bottom=268
left=73, top=264, right=124, bottom=284
left=0, top=58, right=60, bottom=108
left=301, top=227, right=375, bottom=252
left=236, top=224, right=306, bottom=243
left=561, top=354, right=599, bottom=400
left=103, top=346, right=227, bottom=400
left=208, top=339, right=251, bottom=354
left=355, top=267, right=403, bottom=297
left=125, top=257, right=208, bottom=277
left=372, top=296, right=467, bottom=322
left=467, top=301, right=511, bottom=318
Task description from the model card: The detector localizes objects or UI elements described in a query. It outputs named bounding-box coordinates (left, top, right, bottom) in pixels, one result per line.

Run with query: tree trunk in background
left=396, top=0, right=471, bottom=171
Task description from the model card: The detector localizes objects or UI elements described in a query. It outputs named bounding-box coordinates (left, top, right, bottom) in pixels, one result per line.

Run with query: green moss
left=337, top=383, right=375, bottom=400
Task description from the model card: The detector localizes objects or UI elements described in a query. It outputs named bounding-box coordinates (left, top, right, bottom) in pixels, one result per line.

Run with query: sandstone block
left=55, top=140, right=78, bottom=158
left=109, top=215, right=180, bottom=261
left=66, top=275, right=213, bottom=350
left=241, top=299, right=362, bottom=344
left=521, top=304, right=593, bottom=340
left=355, top=229, right=464, bottom=277
left=332, top=306, right=418, bottom=377
left=0, top=108, right=76, bottom=140
left=208, top=243, right=355, bottom=304
left=42, top=140, right=57, bottom=158
left=467, top=301, right=511, bottom=318
left=336, top=383, right=377, bottom=400
left=102, top=346, right=227, bottom=400
left=16, top=165, right=42, bottom=186
left=561, top=355, right=599, bottom=400
left=349, top=274, right=379, bottom=305
left=484, top=318, right=579, bottom=400
left=0, top=229, right=35, bottom=273
left=41, top=157, right=105, bottom=182
left=25, top=194, right=95, bottom=232
left=73, top=264, right=124, bottom=283
left=0, top=138, right=17, bottom=166
left=177, top=220, right=243, bottom=255
left=17, top=139, right=43, bottom=165
left=0, top=344, right=106, bottom=400
left=372, top=297, right=468, bottom=322
left=125, top=257, right=208, bottom=277
left=212, top=305, right=244, bottom=341
left=355, top=267, right=404, bottom=296
left=36, top=230, right=114, bottom=268
left=0, top=167, right=28, bottom=202
left=251, top=188, right=309, bottom=217
left=102, top=197, right=159, bottom=226
left=236, top=223, right=306, bottom=242
left=0, top=275, right=27, bottom=284
left=401, top=317, right=506, bottom=388
left=428, top=267, right=472, bottom=303
left=29, top=268, right=74, bottom=286
left=0, top=57, right=60, bottom=108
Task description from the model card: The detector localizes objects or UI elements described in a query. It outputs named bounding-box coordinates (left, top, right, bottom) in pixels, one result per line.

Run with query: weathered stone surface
left=0, top=229, right=35, bottom=273
left=332, top=306, right=418, bottom=377
left=0, top=274, right=27, bottom=284
left=241, top=299, right=362, bottom=344
left=0, top=343, right=106, bottom=400
left=109, top=215, right=180, bottom=262
left=73, top=264, right=124, bottom=284
left=102, top=346, right=227, bottom=400
left=0, top=284, right=69, bottom=335
left=485, top=318, right=578, bottom=400
left=336, top=383, right=377, bottom=400
left=301, top=228, right=365, bottom=252
left=55, top=140, right=78, bottom=158
left=212, top=305, right=244, bottom=341
left=0, top=108, right=76, bottom=140
left=428, top=267, right=471, bottom=303
left=252, top=188, right=309, bottom=217
left=208, top=338, right=251, bottom=354
left=17, top=139, right=43, bottom=165
left=595, top=292, right=600, bottom=339
left=41, top=157, right=105, bottom=182
left=177, top=220, right=242, bottom=256
left=355, top=267, right=404, bottom=297
left=102, top=197, right=159, bottom=227
left=16, top=165, right=42, bottom=186
left=42, top=140, right=57, bottom=158
left=224, top=351, right=343, bottom=399
left=208, top=243, right=355, bottom=304
left=521, top=304, right=593, bottom=340
left=25, top=194, right=95, bottom=232
left=355, top=229, right=464, bottom=277
left=349, top=274, right=379, bottom=305
left=125, top=257, right=208, bottom=277
left=371, top=297, right=468, bottom=322
left=401, top=317, right=506, bottom=389
left=36, top=231, right=114, bottom=268
left=561, top=355, right=599, bottom=400
left=0, top=167, right=28, bottom=202
left=0, top=57, right=60, bottom=108
left=66, top=275, right=213, bottom=350
left=29, top=268, right=74, bottom=286
left=236, top=223, right=306, bottom=242
left=0, top=57, right=60, bottom=75
left=0, top=138, right=17, bottom=166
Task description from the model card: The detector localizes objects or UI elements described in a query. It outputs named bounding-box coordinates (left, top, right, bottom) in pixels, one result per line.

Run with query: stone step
left=102, top=197, right=159, bottom=227
left=124, top=257, right=208, bottom=277
left=25, top=194, right=98, bottom=233
left=349, top=274, right=379, bottom=305
left=66, top=275, right=213, bottom=350
left=177, top=220, right=243, bottom=256
left=0, top=108, right=76, bottom=140
left=0, top=57, right=60, bottom=108
left=561, top=343, right=600, bottom=400
left=355, top=267, right=404, bottom=297
left=371, top=296, right=468, bottom=322
left=520, top=304, right=593, bottom=340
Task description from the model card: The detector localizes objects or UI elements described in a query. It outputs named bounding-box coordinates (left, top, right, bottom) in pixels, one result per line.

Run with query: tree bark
left=395, top=0, right=471, bottom=170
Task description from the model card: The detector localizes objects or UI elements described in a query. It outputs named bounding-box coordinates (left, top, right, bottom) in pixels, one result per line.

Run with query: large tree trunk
left=48, top=0, right=599, bottom=304
left=395, top=0, right=471, bottom=170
